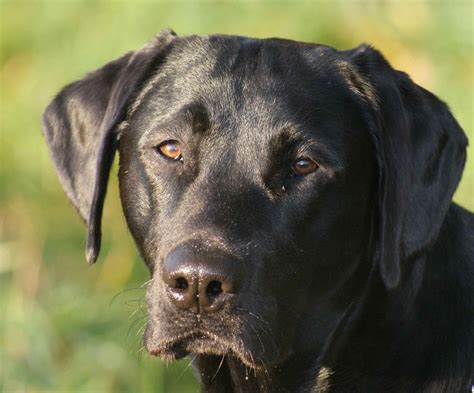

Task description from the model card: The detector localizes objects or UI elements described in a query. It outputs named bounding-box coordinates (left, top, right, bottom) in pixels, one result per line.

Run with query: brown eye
left=157, top=140, right=183, bottom=161
left=292, top=158, right=318, bottom=175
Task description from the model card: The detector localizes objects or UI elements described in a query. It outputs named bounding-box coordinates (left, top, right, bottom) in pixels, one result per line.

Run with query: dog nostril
left=174, top=277, right=189, bottom=290
left=206, top=280, right=223, bottom=298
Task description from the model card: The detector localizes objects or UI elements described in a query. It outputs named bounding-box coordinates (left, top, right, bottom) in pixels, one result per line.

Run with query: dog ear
left=42, top=29, right=176, bottom=264
left=344, top=45, right=468, bottom=289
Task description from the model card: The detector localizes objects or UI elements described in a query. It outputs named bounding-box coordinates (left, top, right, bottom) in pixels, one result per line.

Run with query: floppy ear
left=344, top=45, right=468, bottom=289
left=42, top=29, right=176, bottom=264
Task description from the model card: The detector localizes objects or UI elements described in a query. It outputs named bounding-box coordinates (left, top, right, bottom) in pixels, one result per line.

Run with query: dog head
left=43, top=31, right=467, bottom=369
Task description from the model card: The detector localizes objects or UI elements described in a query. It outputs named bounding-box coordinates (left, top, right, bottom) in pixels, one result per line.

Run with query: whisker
left=108, top=283, right=149, bottom=311
left=137, top=344, right=147, bottom=365
left=237, top=306, right=283, bottom=361
left=129, top=306, right=143, bottom=320
left=237, top=307, right=274, bottom=338
left=249, top=324, right=265, bottom=354
left=124, top=298, right=147, bottom=306
left=127, top=315, right=148, bottom=342
left=175, top=354, right=197, bottom=383
left=211, top=354, right=226, bottom=382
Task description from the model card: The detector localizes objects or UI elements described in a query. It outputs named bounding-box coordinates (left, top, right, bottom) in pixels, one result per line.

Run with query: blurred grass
left=0, top=1, right=472, bottom=392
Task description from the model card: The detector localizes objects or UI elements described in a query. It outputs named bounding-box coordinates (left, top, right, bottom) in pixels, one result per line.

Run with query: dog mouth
left=146, top=331, right=262, bottom=369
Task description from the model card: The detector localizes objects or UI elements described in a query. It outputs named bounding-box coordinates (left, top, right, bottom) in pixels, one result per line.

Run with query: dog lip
left=148, top=339, right=190, bottom=361
left=146, top=333, right=194, bottom=360
left=146, top=331, right=264, bottom=369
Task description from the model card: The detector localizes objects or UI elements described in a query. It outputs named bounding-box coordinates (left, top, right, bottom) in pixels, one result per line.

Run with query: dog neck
left=194, top=352, right=320, bottom=392
left=312, top=206, right=474, bottom=392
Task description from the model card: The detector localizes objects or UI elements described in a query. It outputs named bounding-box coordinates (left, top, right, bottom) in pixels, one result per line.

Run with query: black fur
left=43, top=31, right=474, bottom=392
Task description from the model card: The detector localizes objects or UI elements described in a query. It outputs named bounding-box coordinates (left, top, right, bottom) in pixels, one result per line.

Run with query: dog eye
left=157, top=140, right=183, bottom=161
left=292, top=158, right=318, bottom=175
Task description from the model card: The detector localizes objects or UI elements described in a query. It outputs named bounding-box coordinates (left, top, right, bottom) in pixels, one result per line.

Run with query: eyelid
left=140, top=131, right=179, bottom=150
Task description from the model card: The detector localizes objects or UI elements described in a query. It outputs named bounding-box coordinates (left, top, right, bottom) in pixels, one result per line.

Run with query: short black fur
left=43, top=31, right=474, bottom=392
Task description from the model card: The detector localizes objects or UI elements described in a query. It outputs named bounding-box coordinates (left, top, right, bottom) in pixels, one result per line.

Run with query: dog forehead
left=130, top=35, right=342, bottom=120
left=166, top=34, right=334, bottom=78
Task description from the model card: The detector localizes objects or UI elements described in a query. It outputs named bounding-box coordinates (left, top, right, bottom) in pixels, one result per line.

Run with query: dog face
left=42, top=31, right=467, bottom=371
left=118, top=36, right=375, bottom=366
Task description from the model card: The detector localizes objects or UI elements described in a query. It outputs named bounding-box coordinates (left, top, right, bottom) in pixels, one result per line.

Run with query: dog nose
left=162, top=244, right=241, bottom=313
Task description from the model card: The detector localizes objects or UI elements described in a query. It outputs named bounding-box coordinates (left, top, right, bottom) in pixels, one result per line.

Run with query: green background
left=1, top=1, right=472, bottom=392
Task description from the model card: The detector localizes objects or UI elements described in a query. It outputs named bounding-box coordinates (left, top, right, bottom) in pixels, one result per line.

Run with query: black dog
left=42, top=30, right=473, bottom=392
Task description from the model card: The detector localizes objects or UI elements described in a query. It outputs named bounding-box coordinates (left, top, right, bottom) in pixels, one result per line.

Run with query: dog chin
left=146, top=332, right=266, bottom=369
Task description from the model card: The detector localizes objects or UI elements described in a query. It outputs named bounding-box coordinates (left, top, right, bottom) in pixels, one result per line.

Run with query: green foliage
left=1, top=1, right=472, bottom=392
